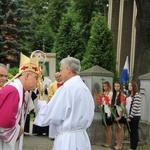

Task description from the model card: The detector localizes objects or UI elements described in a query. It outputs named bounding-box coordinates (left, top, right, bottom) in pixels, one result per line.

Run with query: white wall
left=40, top=53, right=56, bottom=82
left=140, top=80, right=150, bottom=122
left=81, top=76, right=92, bottom=92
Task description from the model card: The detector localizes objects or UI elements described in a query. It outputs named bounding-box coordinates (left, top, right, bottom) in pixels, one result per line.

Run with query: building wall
left=140, top=79, right=150, bottom=122
left=111, top=0, right=119, bottom=57
left=108, top=0, right=135, bottom=76
left=120, top=0, right=133, bottom=70
left=40, top=53, right=56, bottom=82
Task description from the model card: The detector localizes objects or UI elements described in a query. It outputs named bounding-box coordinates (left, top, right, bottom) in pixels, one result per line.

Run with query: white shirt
left=126, top=96, right=132, bottom=117
left=34, top=76, right=95, bottom=150
left=102, top=91, right=113, bottom=117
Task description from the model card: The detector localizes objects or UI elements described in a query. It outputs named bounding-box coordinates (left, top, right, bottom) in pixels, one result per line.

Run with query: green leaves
left=81, top=12, right=115, bottom=72
left=0, top=0, right=31, bottom=67
left=0, top=0, right=116, bottom=76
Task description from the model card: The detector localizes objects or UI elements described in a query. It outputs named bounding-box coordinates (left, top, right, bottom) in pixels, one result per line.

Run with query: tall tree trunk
left=134, top=0, right=150, bottom=82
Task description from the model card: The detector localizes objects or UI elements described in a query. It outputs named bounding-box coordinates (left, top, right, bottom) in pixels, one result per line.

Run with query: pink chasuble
left=0, top=80, right=26, bottom=150
left=0, top=85, right=19, bottom=128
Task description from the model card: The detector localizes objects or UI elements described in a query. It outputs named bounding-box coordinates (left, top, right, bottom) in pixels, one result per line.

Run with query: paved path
left=23, top=135, right=112, bottom=150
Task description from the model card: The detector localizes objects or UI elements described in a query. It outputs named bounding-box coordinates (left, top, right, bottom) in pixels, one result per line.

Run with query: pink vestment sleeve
left=0, top=85, right=19, bottom=128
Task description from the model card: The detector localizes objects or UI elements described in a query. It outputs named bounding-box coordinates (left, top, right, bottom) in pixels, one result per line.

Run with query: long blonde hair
left=102, top=81, right=112, bottom=95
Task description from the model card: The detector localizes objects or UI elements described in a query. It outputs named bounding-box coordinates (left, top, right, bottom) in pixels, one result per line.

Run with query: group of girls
left=99, top=81, right=142, bottom=150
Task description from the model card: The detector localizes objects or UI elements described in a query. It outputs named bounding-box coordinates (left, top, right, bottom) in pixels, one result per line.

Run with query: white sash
left=10, top=79, right=24, bottom=150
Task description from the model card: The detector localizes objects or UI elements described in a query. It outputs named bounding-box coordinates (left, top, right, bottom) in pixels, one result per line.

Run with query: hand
left=115, top=117, right=121, bottom=122
left=127, top=118, right=131, bottom=122
left=19, top=127, right=24, bottom=137
left=98, top=105, right=102, bottom=110
left=17, top=127, right=24, bottom=141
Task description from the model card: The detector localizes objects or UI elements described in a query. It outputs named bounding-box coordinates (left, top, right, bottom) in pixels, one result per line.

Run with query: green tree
left=72, top=0, right=108, bottom=43
left=45, top=0, right=70, bottom=33
left=52, top=10, right=86, bottom=69
left=22, top=0, right=109, bottom=54
left=22, top=0, right=51, bottom=52
left=0, top=0, right=31, bottom=67
left=72, top=0, right=108, bottom=23
left=81, top=12, right=115, bottom=72
left=23, top=0, right=70, bottom=53
left=31, top=21, right=54, bottom=52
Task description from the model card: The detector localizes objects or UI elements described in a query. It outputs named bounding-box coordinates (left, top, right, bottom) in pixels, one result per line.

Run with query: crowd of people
left=0, top=52, right=142, bottom=150
left=98, top=80, right=142, bottom=150
left=0, top=53, right=95, bottom=150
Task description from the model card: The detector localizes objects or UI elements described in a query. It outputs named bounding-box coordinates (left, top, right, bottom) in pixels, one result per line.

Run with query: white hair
left=0, top=63, right=7, bottom=69
left=59, top=57, right=81, bottom=74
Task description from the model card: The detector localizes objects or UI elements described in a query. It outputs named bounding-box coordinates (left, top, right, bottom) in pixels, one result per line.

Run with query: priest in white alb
left=34, top=56, right=95, bottom=150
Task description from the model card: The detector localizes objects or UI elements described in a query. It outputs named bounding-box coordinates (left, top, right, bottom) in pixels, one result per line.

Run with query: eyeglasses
left=0, top=74, right=8, bottom=78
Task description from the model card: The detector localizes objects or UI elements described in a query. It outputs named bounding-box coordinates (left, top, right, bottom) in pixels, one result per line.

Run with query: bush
left=9, top=67, right=19, bottom=76
left=8, top=73, right=14, bottom=80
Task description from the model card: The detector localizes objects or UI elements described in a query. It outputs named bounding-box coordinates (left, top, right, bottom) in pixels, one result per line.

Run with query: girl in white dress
left=101, top=81, right=113, bottom=148
left=112, top=81, right=126, bottom=150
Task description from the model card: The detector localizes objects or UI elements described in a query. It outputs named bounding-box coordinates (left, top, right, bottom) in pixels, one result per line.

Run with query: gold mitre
left=19, top=53, right=39, bottom=74
left=4, top=53, right=39, bottom=86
